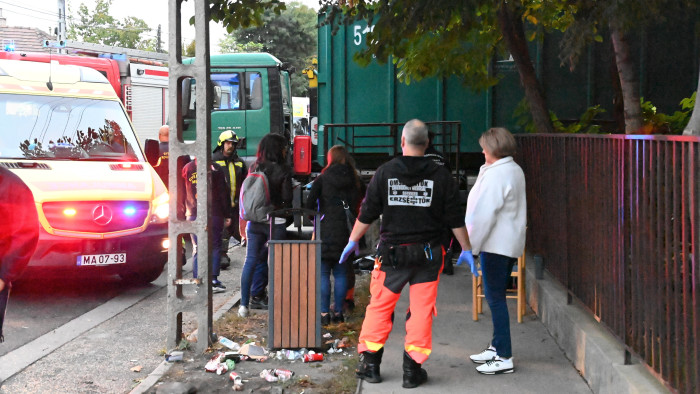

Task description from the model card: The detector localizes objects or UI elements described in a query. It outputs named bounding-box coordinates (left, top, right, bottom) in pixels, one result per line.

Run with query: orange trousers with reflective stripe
left=357, top=245, right=443, bottom=364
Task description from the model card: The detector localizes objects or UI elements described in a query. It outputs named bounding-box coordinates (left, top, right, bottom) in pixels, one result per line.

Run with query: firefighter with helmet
left=213, top=130, right=247, bottom=270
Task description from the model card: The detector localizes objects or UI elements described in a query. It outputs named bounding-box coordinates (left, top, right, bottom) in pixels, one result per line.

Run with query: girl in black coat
left=305, top=145, right=363, bottom=324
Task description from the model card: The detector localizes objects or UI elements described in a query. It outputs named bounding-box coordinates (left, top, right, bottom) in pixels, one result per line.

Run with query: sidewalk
left=358, top=264, right=591, bottom=394
left=134, top=239, right=668, bottom=394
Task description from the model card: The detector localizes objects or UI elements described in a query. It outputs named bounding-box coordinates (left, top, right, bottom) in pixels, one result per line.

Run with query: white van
left=0, top=59, right=169, bottom=283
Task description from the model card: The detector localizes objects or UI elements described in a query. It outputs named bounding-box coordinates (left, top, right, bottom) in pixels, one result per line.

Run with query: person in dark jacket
left=182, top=159, right=233, bottom=293
left=238, top=133, right=293, bottom=318
left=339, top=119, right=474, bottom=389
left=212, top=130, right=248, bottom=271
left=0, top=167, right=39, bottom=342
left=153, top=125, right=170, bottom=189
left=305, top=145, right=363, bottom=325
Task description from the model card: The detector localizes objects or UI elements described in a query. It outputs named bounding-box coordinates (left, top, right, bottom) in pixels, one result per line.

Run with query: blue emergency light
left=2, top=39, right=15, bottom=52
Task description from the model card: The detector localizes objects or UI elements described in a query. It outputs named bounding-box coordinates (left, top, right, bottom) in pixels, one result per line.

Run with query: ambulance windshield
left=0, top=94, right=143, bottom=161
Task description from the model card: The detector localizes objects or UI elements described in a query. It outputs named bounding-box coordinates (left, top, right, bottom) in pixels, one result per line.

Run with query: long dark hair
left=323, top=145, right=361, bottom=190
left=254, top=133, right=288, bottom=167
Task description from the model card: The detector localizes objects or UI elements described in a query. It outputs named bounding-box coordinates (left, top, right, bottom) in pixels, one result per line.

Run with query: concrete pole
left=57, top=0, right=66, bottom=54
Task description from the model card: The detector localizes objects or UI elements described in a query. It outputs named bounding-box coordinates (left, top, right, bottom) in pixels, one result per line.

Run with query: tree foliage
left=218, top=37, right=265, bottom=54
left=208, top=0, right=286, bottom=33
left=316, top=0, right=573, bottom=133
left=225, top=2, right=318, bottom=96
left=67, top=0, right=156, bottom=50
left=558, top=0, right=697, bottom=133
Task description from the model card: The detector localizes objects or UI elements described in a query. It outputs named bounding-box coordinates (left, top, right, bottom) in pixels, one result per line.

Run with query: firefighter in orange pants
left=340, top=119, right=473, bottom=389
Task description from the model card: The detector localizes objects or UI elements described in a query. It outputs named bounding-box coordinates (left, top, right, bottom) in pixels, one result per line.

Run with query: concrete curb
left=526, top=258, right=669, bottom=394
left=129, top=291, right=242, bottom=394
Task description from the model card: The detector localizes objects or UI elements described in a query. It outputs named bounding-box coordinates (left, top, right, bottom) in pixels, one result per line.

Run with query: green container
left=317, top=11, right=699, bottom=169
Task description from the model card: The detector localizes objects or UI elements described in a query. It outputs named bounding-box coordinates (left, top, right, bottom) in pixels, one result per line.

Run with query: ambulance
left=0, top=59, right=169, bottom=283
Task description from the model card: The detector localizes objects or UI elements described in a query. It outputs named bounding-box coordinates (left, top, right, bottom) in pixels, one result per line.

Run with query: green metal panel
left=318, top=12, right=700, bottom=166
left=318, top=18, right=489, bottom=164
left=491, top=56, right=523, bottom=132
left=543, top=33, right=589, bottom=120
left=445, top=75, right=486, bottom=153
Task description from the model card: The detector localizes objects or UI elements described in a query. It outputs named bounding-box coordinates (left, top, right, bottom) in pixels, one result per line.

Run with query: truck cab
left=181, top=53, right=293, bottom=165
left=0, top=59, right=169, bottom=283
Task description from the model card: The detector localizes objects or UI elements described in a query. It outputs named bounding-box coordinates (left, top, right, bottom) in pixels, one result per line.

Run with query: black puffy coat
left=305, top=163, right=363, bottom=261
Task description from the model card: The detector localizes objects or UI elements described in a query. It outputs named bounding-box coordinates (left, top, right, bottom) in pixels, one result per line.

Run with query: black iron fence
left=517, top=134, right=699, bottom=393
left=322, top=121, right=462, bottom=177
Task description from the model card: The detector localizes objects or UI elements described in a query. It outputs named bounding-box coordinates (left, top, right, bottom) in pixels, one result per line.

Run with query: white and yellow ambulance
left=0, top=59, right=169, bottom=283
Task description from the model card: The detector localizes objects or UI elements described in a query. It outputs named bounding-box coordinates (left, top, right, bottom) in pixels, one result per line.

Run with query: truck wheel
left=119, top=266, right=164, bottom=285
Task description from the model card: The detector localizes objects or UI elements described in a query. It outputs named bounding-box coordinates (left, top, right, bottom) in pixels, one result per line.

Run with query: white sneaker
left=476, top=356, right=514, bottom=375
left=469, top=345, right=497, bottom=364
left=238, top=305, right=249, bottom=318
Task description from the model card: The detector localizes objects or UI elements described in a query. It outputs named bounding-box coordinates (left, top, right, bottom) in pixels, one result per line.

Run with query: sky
left=0, top=0, right=320, bottom=53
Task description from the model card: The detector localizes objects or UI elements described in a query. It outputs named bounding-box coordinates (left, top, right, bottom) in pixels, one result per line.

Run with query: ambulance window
left=0, top=94, right=142, bottom=161
left=211, top=73, right=241, bottom=110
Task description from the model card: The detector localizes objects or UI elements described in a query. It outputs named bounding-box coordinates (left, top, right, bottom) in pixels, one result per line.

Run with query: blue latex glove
left=339, top=240, right=359, bottom=264
left=457, top=250, right=478, bottom=276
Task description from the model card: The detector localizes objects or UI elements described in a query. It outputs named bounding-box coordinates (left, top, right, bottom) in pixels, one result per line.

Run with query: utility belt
left=377, top=240, right=440, bottom=268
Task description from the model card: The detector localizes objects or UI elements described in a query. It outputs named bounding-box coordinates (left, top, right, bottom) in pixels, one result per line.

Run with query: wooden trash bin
left=268, top=208, right=322, bottom=349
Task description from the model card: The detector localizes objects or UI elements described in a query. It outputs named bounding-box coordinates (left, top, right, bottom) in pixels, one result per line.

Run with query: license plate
left=76, top=253, right=126, bottom=266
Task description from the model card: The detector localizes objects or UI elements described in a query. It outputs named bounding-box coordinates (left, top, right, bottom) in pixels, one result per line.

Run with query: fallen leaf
left=130, top=365, right=142, bottom=372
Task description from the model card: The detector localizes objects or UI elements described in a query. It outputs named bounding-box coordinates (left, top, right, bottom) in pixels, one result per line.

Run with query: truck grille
left=42, top=201, right=150, bottom=233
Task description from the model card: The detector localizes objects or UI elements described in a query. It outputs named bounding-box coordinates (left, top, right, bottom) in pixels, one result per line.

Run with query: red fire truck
left=0, top=40, right=169, bottom=143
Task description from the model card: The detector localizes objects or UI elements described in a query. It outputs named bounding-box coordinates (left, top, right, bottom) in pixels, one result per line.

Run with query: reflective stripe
left=364, top=341, right=384, bottom=352
left=405, top=344, right=431, bottom=356
left=216, top=159, right=238, bottom=205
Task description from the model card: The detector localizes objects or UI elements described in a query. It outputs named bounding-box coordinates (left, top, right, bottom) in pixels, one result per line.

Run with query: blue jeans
left=481, top=251, right=516, bottom=359
left=240, top=221, right=286, bottom=307
left=251, top=254, right=268, bottom=298
left=321, top=260, right=349, bottom=314
left=188, top=215, right=224, bottom=281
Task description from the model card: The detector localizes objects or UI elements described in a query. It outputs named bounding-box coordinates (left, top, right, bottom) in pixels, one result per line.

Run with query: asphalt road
left=0, top=240, right=247, bottom=393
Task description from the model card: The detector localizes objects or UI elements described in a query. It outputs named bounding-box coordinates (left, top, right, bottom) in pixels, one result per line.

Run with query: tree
left=218, top=36, right=265, bottom=53
left=208, top=0, right=286, bottom=33
left=559, top=0, right=697, bottom=134
left=184, top=40, right=196, bottom=57
left=68, top=0, right=155, bottom=50
left=316, top=0, right=571, bottom=133
left=227, top=2, right=318, bottom=96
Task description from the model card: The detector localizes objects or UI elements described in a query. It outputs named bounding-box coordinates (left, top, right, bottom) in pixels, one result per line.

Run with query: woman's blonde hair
left=479, top=127, right=517, bottom=159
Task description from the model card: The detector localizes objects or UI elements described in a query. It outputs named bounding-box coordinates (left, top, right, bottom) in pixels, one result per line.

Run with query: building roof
left=0, top=26, right=53, bottom=53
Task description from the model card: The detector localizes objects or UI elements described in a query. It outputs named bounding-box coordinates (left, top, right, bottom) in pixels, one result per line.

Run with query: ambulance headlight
left=150, top=192, right=169, bottom=223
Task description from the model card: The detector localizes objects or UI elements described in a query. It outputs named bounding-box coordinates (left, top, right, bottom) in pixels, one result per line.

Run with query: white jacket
left=465, top=156, right=527, bottom=258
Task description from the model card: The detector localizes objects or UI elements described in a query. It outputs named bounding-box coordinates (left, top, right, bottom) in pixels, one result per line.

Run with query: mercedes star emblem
left=92, top=205, right=113, bottom=226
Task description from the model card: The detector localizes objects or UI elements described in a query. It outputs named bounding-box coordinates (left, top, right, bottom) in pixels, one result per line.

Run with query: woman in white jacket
left=464, top=127, right=526, bottom=375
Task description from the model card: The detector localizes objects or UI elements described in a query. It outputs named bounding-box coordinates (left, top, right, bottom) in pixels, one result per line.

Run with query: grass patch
left=213, top=311, right=268, bottom=349
left=314, top=357, right=360, bottom=394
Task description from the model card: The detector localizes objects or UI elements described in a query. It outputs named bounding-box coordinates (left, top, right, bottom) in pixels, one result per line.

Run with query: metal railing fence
left=322, top=121, right=462, bottom=177
left=517, top=134, right=699, bottom=393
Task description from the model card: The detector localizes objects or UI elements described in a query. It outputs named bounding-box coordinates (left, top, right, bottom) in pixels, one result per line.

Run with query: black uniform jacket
left=358, top=155, right=463, bottom=246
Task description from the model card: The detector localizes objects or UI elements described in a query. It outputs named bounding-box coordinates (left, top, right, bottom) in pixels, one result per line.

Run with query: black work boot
left=402, top=351, right=428, bottom=388
left=356, top=348, right=383, bottom=383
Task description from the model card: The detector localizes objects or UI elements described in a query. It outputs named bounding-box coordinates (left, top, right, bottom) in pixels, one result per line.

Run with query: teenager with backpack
left=238, top=133, right=293, bottom=317
left=304, top=145, right=364, bottom=325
